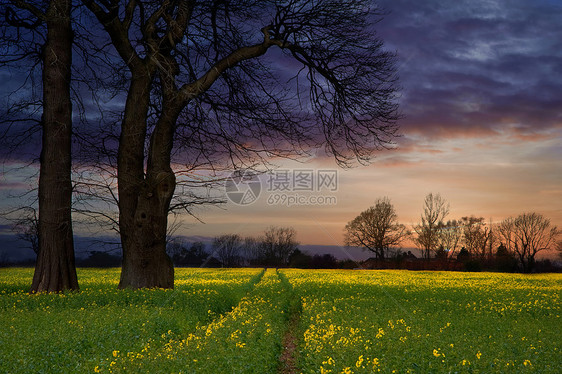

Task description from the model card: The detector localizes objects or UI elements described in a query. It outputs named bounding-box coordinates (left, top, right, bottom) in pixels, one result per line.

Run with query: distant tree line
left=165, top=226, right=300, bottom=268
left=345, top=193, right=561, bottom=273
left=4, top=192, right=561, bottom=273
left=165, top=225, right=360, bottom=269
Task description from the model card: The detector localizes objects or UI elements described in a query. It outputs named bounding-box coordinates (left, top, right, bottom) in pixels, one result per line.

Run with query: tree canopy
left=2, top=0, right=400, bottom=289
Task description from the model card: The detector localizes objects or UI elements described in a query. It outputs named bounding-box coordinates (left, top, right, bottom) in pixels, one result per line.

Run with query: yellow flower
left=523, top=359, right=532, bottom=366
left=433, top=349, right=441, bottom=357
left=355, top=355, right=364, bottom=368
left=94, top=366, right=101, bottom=373
left=476, top=351, right=482, bottom=359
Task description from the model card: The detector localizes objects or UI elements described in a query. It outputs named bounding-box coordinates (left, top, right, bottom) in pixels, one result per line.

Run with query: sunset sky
left=1, top=0, right=561, bottom=259
left=180, top=0, right=562, bottom=248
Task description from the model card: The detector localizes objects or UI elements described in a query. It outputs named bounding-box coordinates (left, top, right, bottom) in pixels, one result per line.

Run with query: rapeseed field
left=0, top=268, right=560, bottom=373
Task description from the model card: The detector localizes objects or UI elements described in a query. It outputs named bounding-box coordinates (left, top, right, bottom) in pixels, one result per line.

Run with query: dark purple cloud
left=3, top=0, right=561, bottom=164
left=376, top=0, right=562, bottom=139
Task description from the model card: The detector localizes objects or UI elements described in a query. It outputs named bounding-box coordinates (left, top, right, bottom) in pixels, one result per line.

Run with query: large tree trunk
left=31, top=0, right=78, bottom=293
left=116, top=73, right=176, bottom=289
left=118, top=170, right=175, bottom=289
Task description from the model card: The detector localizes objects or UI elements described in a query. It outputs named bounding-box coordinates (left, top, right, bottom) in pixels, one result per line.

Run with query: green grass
left=0, top=268, right=560, bottom=373
left=101, top=269, right=293, bottom=373
left=0, top=268, right=263, bottom=373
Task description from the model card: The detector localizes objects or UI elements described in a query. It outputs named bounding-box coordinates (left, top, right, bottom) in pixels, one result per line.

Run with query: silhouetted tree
left=435, top=245, right=448, bottom=260
left=461, top=216, right=492, bottom=259
left=494, top=244, right=518, bottom=272
left=2, top=0, right=78, bottom=292
left=240, top=236, right=259, bottom=266
left=288, top=249, right=311, bottom=268
left=413, top=193, right=449, bottom=259
left=456, top=247, right=471, bottom=262
left=80, top=251, right=121, bottom=267
left=438, top=219, right=462, bottom=259
left=212, top=234, right=243, bottom=267
left=258, top=226, right=299, bottom=267
left=344, top=197, right=409, bottom=259
left=188, top=241, right=207, bottom=265
left=79, top=0, right=399, bottom=288
left=167, top=240, right=207, bottom=267
left=10, top=207, right=39, bottom=255
left=310, top=253, right=338, bottom=269
left=498, top=212, right=559, bottom=273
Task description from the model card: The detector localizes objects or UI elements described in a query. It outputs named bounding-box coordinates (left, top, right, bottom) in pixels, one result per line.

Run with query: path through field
left=1, top=268, right=561, bottom=373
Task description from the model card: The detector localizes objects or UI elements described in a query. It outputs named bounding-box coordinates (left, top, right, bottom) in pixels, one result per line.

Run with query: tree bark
left=117, top=168, right=175, bottom=289
left=116, top=72, right=176, bottom=289
left=30, top=0, right=78, bottom=293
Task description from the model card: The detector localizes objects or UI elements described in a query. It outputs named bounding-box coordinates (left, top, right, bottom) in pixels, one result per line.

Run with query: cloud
left=377, top=0, right=562, bottom=140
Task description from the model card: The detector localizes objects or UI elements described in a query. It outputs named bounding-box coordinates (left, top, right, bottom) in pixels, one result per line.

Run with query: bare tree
left=461, top=216, right=492, bottom=259
left=438, top=219, right=462, bottom=259
left=557, top=240, right=562, bottom=260
left=242, top=236, right=261, bottom=266
left=344, top=197, right=409, bottom=259
left=497, top=212, right=559, bottom=273
left=413, top=193, right=449, bottom=259
left=212, top=234, right=242, bottom=267
left=258, top=226, right=299, bottom=267
left=2, top=0, right=78, bottom=292
left=79, top=1, right=400, bottom=288
left=10, top=206, right=39, bottom=255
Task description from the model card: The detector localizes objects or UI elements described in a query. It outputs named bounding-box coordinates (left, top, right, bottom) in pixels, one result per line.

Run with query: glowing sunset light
left=1, top=0, right=561, bottom=262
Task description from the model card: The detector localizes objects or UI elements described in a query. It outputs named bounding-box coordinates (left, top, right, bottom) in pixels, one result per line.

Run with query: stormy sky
left=1, top=0, right=561, bottom=256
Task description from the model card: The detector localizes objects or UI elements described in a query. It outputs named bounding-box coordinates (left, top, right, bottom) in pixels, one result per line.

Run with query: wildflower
left=523, top=360, right=532, bottom=366
left=322, top=357, right=335, bottom=366
left=355, top=355, right=364, bottom=368
left=476, top=351, right=482, bottom=360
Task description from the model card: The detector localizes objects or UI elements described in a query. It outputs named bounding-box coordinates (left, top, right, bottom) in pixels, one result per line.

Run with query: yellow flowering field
left=0, top=268, right=263, bottom=373
left=283, top=270, right=562, bottom=373
left=93, top=269, right=295, bottom=373
left=0, top=268, right=560, bottom=373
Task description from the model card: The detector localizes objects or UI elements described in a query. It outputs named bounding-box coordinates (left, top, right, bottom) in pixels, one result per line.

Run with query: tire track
left=93, top=268, right=266, bottom=372
left=277, top=270, right=302, bottom=374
